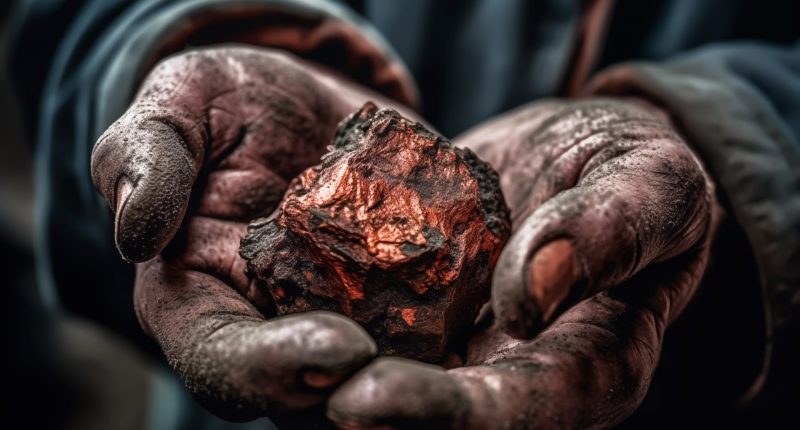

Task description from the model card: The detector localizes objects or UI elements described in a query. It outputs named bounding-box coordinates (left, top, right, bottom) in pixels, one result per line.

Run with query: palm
left=92, top=46, right=415, bottom=422
left=93, top=47, right=718, bottom=429
left=326, top=99, right=719, bottom=430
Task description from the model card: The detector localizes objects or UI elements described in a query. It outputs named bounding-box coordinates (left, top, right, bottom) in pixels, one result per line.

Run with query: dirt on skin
left=240, top=102, right=511, bottom=363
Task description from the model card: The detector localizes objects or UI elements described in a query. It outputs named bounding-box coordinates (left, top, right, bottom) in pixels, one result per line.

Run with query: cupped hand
left=90, top=46, right=414, bottom=421
left=326, top=99, right=720, bottom=429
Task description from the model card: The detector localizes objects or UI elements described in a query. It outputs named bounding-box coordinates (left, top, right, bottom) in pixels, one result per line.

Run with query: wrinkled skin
left=91, top=46, right=418, bottom=423
left=91, top=46, right=719, bottom=428
left=327, top=100, right=720, bottom=429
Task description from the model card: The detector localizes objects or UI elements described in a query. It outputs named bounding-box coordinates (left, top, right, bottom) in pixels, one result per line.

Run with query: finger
left=328, top=358, right=470, bottom=430
left=329, top=245, right=709, bottom=430
left=492, top=100, right=712, bottom=338
left=467, top=249, right=709, bottom=429
left=91, top=48, right=341, bottom=261
left=195, top=164, right=288, bottom=221
left=135, top=259, right=377, bottom=421
left=90, top=50, right=224, bottom=262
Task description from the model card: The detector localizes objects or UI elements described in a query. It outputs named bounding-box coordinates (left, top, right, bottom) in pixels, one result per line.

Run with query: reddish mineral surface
left=240, top=102, right=510, bottom=363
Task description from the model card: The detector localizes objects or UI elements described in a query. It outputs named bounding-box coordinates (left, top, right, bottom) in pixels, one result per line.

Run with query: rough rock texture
left=240, top=102, right=510, bottom=363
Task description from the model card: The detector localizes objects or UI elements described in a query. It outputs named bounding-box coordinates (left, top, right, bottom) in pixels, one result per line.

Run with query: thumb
left=91, top=117, right=202, bottom=262
left=90, top=50, right=222, bottom=262
left=493, top=108, right=712, bottom=338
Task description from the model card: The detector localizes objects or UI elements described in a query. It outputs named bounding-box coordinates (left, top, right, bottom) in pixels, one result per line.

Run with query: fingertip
left=303, top=371, right=348, bottom=389
left=492, top=236, right=543, bottom=339
left=114, top=176, right=190, bottom=263
left=307, top=311, right=379, bottom=359
left=115, top=229, right=159, bottom=263
left=283, top=312, right=377, bottom=388
left=528, top=239, right=583, bottom=322
left=328, top=358, right=464, bottom=430
left=112, top=176, right=140, bottom=262
left=492, top=239, right=584, bottom=338
left=106, top=122, right=197, bottom=262
left=492, top=294, right=542, bottom=340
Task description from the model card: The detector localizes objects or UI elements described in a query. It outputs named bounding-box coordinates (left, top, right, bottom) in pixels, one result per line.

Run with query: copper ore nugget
left=240, top=102, right=511, bottom=363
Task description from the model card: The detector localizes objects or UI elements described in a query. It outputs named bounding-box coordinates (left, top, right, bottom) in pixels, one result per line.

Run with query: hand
left=90, top=46, right=413, bottom=421
left=326, top=99, right=720, bottom=429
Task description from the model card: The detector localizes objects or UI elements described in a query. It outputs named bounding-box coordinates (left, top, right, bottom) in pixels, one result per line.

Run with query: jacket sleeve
left=585, top=41, right=800, bottom=414
left=9, top=0, right=416, bottom=346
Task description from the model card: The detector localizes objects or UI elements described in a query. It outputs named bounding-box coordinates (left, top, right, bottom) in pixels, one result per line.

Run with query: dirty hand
left=90, top=46, right=411, bottom=421
left=327, top=99, right=720, bottom=429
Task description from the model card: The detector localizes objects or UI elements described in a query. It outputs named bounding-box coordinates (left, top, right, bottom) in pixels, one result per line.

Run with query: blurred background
left=0, top=0, right=796, bottom=429
left=0, top=4, right=144, bottom=429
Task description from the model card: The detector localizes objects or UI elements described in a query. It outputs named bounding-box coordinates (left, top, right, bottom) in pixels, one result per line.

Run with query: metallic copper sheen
left=240, top=102, right=511, bottom=363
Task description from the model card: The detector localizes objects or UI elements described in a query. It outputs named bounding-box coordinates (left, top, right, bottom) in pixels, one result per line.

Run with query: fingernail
left=528, top=239, right=581, bottom=322
left=114, top=176, right=134, bottom=259
left=304, top=370, right=346, bottom=389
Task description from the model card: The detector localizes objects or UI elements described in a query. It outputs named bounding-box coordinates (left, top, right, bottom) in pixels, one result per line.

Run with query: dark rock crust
left=240, top=102, right=510, bottom=362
